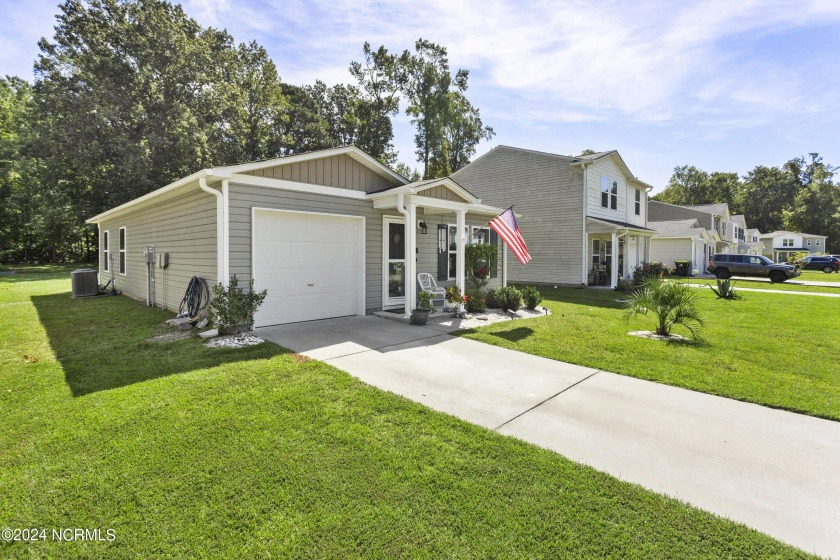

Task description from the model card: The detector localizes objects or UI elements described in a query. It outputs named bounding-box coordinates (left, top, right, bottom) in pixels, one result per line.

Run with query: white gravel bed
left=432, top=306, right=550, bottom=329
left=204, top=333, right=265, bottom=348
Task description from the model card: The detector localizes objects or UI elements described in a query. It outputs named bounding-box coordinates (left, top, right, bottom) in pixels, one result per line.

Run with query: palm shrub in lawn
left=709, top=278, right=741, bottom=300
left=626, top=277, right=704, bottom=339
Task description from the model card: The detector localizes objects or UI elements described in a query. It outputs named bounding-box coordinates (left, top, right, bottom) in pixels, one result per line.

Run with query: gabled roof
left=366, top=176, right=477, bottom=203
left=761, top=230, right=826, bottom=239
left=746, top=227, right=762, bottom=236
left=683, top=203, right=730, bottom=217
left=216, top=145, right=409, bottom=185
left=730, top=214, right=746, bottom=228
left=649, top=219, right=709, bottom=240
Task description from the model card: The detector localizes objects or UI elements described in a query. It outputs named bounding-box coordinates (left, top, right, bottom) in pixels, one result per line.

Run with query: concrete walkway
left=258, top=316, right=840, bottom=558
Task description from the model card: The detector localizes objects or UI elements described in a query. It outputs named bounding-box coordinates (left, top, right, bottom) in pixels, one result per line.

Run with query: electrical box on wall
left=157, top=252, right=169, bottom=269
left=144, top=245, right=155, bottom=264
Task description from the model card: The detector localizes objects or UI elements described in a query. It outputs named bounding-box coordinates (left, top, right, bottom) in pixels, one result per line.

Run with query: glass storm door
left=384, top=217, right=405, bottom=308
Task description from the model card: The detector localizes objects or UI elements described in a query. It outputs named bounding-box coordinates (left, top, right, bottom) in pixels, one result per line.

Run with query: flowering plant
left=445, top=285, right=465, bottom=304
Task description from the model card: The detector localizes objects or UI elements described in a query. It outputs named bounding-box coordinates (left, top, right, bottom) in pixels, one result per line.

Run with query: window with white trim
left=782, top=238, right=793, bottom=247
left=634, top=189, right=641, bottom=215
left=102, top=230, right=110, bottom=272
left=600, top=176, right=618, bottom=210
left=119, top=227, right=127, bottom=275
left=816, top=239, right=821, bottom=246
left=447, top=225, right=494, bottom=279
left=807, top=240, right=811, bottom=246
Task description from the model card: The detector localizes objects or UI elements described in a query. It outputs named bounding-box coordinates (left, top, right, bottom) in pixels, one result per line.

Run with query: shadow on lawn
left=31, top=292, right=287, bottom=396
left=489, top=327, right=535, bottom=342
left=536, top=286, right=628, bottom=310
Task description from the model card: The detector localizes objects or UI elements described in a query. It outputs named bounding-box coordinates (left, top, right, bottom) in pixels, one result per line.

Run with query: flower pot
left=412, top=309, right=431, bottom=325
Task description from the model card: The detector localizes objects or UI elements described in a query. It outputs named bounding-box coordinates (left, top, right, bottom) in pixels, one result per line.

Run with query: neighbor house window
left=782, top=238, right=793, bottom=247
left=601, top=176, right=609, bottom=208
left=610, top=180, right=618, bottom=210
left=807, top=240, right=811, bottom=246
left=119, top=227, right=127, bottom=275
left=102, top=230, right=109, bottom=272
left=816, top=239, right=821, bottom=246
left=634, top=189, right=641, bottom=215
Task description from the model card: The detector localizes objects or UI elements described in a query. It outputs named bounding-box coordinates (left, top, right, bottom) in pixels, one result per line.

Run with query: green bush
left=496, top=286, right=522, bottom=312
left=416, top=290, right=436, bottom=312
left=631, top=261, right=668, bottom=289
left=465, top=291, right=485, bottom=313
left=626, top=277, right=703, bottom=339
left=521, top=286, right=543, bottom=309
left=485, top=288, right=500, bottom=309
left=209, top=275, right=268, bottom=334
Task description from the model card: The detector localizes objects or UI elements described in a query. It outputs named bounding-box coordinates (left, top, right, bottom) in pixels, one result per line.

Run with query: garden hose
left=178, top=276, right=210, bottom=323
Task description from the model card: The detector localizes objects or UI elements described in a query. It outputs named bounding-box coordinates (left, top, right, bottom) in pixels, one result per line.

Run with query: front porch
left=585, top=218, right=654, bottom=287
left=368, top=178, right=509, bottom=317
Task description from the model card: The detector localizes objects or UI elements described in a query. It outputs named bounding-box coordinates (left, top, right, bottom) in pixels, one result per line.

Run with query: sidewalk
left=259, top=316, right=840, bottom=558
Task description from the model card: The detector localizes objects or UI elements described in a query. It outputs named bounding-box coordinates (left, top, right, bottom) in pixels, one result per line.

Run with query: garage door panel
left=253, top=210, right=363, bottom=327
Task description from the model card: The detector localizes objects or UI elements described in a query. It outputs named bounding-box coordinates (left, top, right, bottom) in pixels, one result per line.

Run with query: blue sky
left=2, top=0, right=840, bottom=191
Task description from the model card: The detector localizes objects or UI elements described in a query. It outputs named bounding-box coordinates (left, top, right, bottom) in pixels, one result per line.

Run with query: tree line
left=653, top=155, right=840, bottom=251
left=0, top=0, right=493, bottom=263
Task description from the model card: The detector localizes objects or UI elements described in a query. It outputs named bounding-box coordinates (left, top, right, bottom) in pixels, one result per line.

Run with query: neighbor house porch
left=584, top=217, right=654, bottom=287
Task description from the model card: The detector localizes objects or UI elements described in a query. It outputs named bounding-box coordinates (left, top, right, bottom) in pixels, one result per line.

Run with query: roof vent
left=71, top=268, right=100, bottom=298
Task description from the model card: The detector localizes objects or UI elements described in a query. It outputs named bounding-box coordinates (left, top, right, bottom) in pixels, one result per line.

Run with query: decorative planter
left=412, top=309, right=431, bottom=325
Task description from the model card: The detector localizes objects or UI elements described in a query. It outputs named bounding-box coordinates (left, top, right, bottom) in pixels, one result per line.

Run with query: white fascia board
left=227, top=173, right=367, bottom=199
left=217, top=145, right=408, bottom=186
left=86, top=169, right=211, bottom=223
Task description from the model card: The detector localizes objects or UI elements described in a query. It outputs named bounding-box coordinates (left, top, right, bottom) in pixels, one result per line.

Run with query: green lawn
left=798, top=269, right=840, bottom=283
left=680, top=278, right=840, bottom=293
left=0, top=266, right=813, bottom=558
left=460, top=285, right=840, bottom=421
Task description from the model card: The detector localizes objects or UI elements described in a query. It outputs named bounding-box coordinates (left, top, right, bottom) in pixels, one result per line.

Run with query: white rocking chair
left=417, top=273, right=446, bottom=309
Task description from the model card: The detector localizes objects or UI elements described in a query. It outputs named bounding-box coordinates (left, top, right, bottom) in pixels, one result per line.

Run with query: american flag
left=489, top=207, right=531, bottom=265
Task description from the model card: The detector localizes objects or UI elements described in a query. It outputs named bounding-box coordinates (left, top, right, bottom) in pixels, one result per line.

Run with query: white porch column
left=405, top=202, right=417, bottom=316
left=502, top=240, right=508, bottom=288
left=610, top=231, right=619, bottom=287
left=456, top=209, right=466, bottom=295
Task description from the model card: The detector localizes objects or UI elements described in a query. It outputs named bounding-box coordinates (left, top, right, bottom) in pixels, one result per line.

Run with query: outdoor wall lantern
left=418, top=221, right=428, bottom=234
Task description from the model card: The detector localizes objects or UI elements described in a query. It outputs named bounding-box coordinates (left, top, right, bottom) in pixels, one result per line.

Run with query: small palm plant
left=709, top=278, right=741, bottom=300
left=626, top=278, right=704, bottom=339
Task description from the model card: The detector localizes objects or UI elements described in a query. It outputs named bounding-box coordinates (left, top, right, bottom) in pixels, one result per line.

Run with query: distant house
left=760, top=231, right=828, bottom=262
left=451, top=146, right=655, bottom=288
left=742, top=226, right=764, bottom=255
left=648, top=219, right=717, bottom=274
left=648, top=201, right=741, bottom=254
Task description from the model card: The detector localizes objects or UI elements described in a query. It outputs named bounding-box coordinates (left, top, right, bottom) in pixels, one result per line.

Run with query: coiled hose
left=178, top=276, right=210, bottom=322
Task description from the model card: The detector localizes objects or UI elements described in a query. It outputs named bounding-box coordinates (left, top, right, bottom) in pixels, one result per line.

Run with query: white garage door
left=253, top=209, right=363, bottom=327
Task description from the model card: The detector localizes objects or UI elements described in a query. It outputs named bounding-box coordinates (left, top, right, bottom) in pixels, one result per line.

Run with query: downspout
left=581, top=162, right=590, bottom=285
left=396, top=193, right=412, bottom=317
left=199, top=176, right=225, bottom=285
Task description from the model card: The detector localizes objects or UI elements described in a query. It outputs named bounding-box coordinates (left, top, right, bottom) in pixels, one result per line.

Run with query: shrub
left=615, top=278, right=633, bottom=294
left=787, top=251, right=808, bottom=269
left=496, top=286, right=522, bottom=312
left=631, top=261, right=668, bottom=289
left=709, top=278, right=742, bottom=300
left=485, top=288, right=500, bottom=309
left=416, top=290, right=436, bottom=312
left=465, top=291, right=485, bottom=313
left=625, top=277, right=703, bottom=339
left=521, top=286, right=543, bottom=309
left=209, top=275, right=267, bottom=334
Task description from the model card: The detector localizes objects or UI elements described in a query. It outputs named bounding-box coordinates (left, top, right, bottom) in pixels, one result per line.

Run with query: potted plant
left=444, top=285, right=465, bottom=312
left=412, top=290, right=436, bottom=325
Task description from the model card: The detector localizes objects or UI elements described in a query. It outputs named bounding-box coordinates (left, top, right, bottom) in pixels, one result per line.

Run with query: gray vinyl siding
left=97, top=187, right=217, bottom=311
left=242, top=154, right=398, bottom=193
left=649, top=201, right=714, bottom=230
left=228, top=183, right=392, bottom=313
left=452, top=146, right=584, bottom=285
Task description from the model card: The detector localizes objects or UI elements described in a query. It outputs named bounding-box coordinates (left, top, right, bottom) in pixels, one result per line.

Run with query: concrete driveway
left=258, top=316, right=840, bottom=558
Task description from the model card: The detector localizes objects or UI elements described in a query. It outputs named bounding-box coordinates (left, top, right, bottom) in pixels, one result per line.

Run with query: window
left=102, top=230, right=110, bottom=272
left=634, top=189, right=641, bottom=215
left=119, top=227, right=127, bottom=275
left=817, top=239, right=821, bottom=246
left=600, top=177, right=609, bottom=208
left=782, top=238, right=793, bottom=247
left=610, top=180, right=618, bottom=210
left=447, top=225, right=494, bottom=279
left=807, top=240, right=811, bottom=246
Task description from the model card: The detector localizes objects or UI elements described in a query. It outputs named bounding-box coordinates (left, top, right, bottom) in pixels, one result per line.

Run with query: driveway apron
left=258, top=315, right=840, bottom=558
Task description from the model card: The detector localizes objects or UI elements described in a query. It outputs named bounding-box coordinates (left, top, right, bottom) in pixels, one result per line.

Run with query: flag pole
left=478, top=204, right=515, bottom=230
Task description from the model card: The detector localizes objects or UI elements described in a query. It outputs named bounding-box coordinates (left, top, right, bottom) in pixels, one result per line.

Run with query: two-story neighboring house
left=741, top=225, right=764, bottom=255
left=451, top=146, right=655, bottom=288
left=649, top=201, right=740, bottom=254
left=760, top=231, right=829, bottom=261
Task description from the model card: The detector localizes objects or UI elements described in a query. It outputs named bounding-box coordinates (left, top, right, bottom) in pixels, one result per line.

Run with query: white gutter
left=199, top=177, right=226, bottom=285
left=580, top=162, right=590, bottom=285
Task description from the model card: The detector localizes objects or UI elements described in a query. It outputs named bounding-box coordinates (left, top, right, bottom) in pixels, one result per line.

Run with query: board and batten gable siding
left=241, top=154, right=398, bottom=193
left=421, top=184, right=469, bottom=202
left=649, top=238, right=694, bottom=270
left=452, top=147, right=584, bottom=285
left=97, top=187, right=217, bottom=310
left=227, top=182, right=390, bottom=313
left=648, top=201, right=714, bottom=230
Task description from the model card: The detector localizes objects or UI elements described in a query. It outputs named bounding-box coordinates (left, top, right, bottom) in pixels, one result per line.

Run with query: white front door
left=383, top=216, right=405, bottom=309
left=252, top=209, right=363, bottom=327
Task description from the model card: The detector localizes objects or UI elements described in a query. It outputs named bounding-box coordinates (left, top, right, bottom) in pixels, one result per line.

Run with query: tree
left=737, top=164, right=800, bottom=234
left=782, top=154, right=840, bottom=251
left=653, top=165, right=711, bottom=206
left=443, top=91, right=494, bottom=172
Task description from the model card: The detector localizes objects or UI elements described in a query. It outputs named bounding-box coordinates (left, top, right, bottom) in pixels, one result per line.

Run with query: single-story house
left=760, top=230, right=829, bottom=262
left=86, top=146, right=508, bottom=327
left=451, top=146, right=655, bottom=288
left=648, top=219, right=717, bottom=274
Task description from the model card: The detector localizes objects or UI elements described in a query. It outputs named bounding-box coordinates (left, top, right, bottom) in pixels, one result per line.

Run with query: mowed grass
left=797, top=269, right=840, bottom=283
left=459, top=285, right=840, bottom=421
left=681, top=278, right=840, bottom=293
left=0, top=267, right=813, bottom=558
